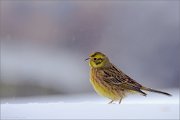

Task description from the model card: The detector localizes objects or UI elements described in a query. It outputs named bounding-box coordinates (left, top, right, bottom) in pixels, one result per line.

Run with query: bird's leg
left=108, top=100, right=114, bottom=104
left=119, top=98, right=122, bottom=104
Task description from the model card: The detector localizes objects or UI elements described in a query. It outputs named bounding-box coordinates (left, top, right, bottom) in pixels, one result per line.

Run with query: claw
left=108, top=100, right=114, bottom=104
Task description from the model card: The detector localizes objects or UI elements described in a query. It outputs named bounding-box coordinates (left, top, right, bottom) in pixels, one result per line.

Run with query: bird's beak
left=85, top=57, right=90, bottom=61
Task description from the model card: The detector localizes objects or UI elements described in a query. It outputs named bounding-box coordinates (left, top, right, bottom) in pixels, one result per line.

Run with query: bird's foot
left=108, top=100, right=114, bottom=104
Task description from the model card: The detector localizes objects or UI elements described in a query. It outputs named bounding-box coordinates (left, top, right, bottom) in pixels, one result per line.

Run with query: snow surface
left=1, top=89, right=179, bottom=119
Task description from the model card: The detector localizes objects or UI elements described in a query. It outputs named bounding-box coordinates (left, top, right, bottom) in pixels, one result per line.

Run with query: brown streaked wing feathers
left=102, top=65, right=147, bottom=96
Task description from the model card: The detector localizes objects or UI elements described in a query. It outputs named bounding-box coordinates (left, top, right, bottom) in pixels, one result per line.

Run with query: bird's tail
left=141, top=87, right=172, bottom=96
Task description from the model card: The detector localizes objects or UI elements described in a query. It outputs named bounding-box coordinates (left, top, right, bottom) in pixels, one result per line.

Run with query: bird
left=86, top=52, right=172, bottom=104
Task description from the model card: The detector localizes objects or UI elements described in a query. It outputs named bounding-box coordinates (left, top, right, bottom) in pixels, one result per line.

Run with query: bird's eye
left=93, top=58, right=97, bottom=61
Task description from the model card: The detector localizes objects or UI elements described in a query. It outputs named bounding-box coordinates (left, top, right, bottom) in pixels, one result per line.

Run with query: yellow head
left=86, top=52, right=110, bottom=68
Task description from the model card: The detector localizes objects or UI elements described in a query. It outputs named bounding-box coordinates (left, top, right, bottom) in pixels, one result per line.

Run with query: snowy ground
left=1, top=89, right=179, bottom=119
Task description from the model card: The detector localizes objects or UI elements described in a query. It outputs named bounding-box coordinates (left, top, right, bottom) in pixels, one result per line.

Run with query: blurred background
left=0, top=1, right=179, bottom=99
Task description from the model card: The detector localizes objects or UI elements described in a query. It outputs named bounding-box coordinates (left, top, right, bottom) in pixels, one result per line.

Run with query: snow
left=1, top=89, right=179, bottom=119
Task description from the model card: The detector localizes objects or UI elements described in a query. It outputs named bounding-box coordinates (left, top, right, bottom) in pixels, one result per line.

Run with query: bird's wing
left=102, top=66, right=147, bottom=96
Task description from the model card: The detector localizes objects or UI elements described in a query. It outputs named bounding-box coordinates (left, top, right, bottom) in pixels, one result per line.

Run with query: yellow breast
left=90, top=69, right=120, bottom=100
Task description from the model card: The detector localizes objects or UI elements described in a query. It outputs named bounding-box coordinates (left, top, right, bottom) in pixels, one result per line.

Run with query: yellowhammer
left=86, top=52, right=171, bottom=104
